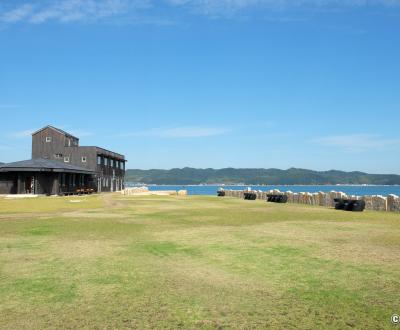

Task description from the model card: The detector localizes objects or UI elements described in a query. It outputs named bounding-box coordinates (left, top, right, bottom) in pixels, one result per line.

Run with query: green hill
left=125, top=167, right=400, bottom=185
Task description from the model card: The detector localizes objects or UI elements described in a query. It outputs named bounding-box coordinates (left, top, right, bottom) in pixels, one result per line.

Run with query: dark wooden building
left=0, top=125, right=126, bottom=195
left=31, top=126, right=126, bottom=192
left=0, top=159, right=95, bottom=195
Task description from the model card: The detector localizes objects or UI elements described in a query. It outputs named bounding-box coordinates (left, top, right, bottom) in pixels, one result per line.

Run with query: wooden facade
left=0, top=159, right=95, bottom=195
left=31, top=126, right=126, bottom=193
left=0, top=172, right=94, bottom=195
left=0, top=125, right=126, bottom=195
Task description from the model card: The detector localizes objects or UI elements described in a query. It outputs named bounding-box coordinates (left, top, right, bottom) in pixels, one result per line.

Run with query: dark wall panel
left=0, top=173, right=17, bottom=194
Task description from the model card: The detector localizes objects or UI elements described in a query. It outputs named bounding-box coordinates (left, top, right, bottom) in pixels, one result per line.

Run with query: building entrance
left=24, top=176, right=35, bottom=194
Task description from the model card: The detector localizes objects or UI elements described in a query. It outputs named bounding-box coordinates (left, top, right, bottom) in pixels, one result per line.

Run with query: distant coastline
left=125, top=167, right=400, bottom=186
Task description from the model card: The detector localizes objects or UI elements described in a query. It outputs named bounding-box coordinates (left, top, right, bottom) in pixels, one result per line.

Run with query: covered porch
left=0, top=159, right=95, bottom=196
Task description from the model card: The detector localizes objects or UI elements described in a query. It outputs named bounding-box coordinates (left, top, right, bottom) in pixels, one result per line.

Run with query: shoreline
left=127, top=183, right=400, bottom=187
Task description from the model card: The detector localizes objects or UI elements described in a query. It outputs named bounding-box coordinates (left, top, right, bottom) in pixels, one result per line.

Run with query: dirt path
left=101, top=193, right=124, bottom=210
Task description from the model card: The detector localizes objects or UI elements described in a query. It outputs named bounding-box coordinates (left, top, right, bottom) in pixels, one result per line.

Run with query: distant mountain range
left=125, top=168, right=400, bottom=185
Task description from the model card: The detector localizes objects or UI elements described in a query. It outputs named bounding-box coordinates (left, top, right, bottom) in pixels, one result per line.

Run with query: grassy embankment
left=0, top=194, right=399, bottom=329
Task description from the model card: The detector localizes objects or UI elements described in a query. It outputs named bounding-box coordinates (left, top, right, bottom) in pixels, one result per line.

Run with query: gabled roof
left=0, top=158, right=94, bottom=174
left=31, top=125, right=79, bottom=139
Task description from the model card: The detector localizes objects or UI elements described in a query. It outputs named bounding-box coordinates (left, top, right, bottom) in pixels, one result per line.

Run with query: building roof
left=93, top=146, right=125, bottom=160
left=0, top=159, right=94, bottom=174
left=31, top=125, right=79, bottom=139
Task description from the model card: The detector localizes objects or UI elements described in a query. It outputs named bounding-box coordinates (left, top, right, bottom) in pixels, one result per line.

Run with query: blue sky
left=0, top=0, right=399, bottom=173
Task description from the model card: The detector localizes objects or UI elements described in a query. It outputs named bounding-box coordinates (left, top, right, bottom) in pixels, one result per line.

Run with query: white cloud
left=8, top=129, right=36, bottom=139
left=312, top=134, right=400, bottom=152
left=122, top=126, right=231, bottom=138
left=0, top=0, right=151, bottom=24
left=0, top=3, right=34, bottom=23
left=1, top=0, right=399, bottom=24
left=166, top=0, right=400, bottom=17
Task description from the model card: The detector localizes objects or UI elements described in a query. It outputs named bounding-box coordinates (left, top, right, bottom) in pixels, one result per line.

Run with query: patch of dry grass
left=0, top=194, right=399, bottom=329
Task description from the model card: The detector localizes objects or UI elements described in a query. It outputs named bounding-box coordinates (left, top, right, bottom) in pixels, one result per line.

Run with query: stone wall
left=222, top=188, right=400, bottom=213
left=122, top=187, right=188, bottom=196
left=388, top=194, right=400, bottom=212
left=122, top=187, right=149, bottom=195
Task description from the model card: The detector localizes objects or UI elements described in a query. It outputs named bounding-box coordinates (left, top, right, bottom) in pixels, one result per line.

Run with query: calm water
left=126, top=184, right=400, bottom=197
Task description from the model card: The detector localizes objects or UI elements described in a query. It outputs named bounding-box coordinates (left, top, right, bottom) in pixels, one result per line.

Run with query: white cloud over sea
left=312, top=134, right=400, bottom=152
left=1, top=0, right=399, bottom=25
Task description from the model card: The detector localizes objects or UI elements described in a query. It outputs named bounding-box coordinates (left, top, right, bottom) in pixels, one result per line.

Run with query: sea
left=125, top=184, right=400, bottom=197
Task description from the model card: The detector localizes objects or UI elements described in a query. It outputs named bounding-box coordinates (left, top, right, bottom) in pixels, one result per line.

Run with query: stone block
left=387, top=194, right=400, bottom=212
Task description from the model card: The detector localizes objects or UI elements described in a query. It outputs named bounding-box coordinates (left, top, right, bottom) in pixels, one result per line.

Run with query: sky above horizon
left=1, top=0, right=400, bottom=173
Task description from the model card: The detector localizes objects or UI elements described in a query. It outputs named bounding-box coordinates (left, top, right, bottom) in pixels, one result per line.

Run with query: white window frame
left=64, top=156, right=70, bottom=163
left=82, top=156, right=87, bottom=163
left=46, top=136, right=52, bottom=143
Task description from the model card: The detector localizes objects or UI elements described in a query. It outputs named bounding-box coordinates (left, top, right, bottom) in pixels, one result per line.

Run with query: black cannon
left=334, top=198, right=365, bottom=212
left=244, top=192, right=257, bottom=200
left=267, top=194, right=288, bottom=204
left=217, top=190, right=226, bottom=197
left=334, top=198, right=345, bottom=210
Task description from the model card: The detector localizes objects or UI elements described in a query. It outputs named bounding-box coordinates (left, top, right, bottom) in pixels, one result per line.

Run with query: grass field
left=0, top=194, right=399, bottom=329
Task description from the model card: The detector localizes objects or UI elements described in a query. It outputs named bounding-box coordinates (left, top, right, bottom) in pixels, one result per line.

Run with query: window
left=104, top=158, right=108, bottom=166
left=64, top=156, right=70, bottom=163
left=116, top=161, right=119, bottom=169
left=55, top=153, right=63, bottom=159
left=46, top=136, right=52, bottom=142
left=97, top=156, right=101, bottom=165
left=82, top=157, right=87, bottom=163
left=110, top=159, right=114, bottom=167
left=122, top=162, right=125, bottom=170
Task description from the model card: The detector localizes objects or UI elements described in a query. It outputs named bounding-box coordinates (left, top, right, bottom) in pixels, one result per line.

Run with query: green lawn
left=0, top=194, right=399, bottom=329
